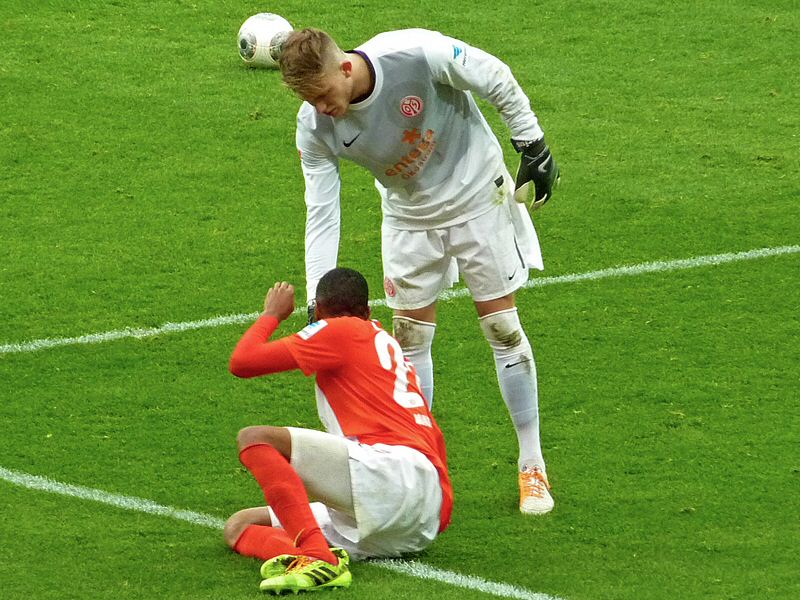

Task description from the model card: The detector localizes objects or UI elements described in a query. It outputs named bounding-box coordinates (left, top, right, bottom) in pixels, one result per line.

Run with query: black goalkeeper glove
left=512, top=138, right=560, bottom=211
left=307, top=299, right=317, bottom=325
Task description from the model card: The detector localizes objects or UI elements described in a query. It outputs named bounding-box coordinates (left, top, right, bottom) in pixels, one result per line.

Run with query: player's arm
left=297, top=116, right=341, bottom=316
left=424, top=33, right=559, bottom=210
left=229, top=282, right=300, bottom=378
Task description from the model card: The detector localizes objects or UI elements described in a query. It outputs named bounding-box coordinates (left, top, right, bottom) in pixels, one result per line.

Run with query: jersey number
left=374, top=330, right=425, bottom=409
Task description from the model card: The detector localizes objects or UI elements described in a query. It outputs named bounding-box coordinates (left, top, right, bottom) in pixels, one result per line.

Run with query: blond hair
left=278, top=28, right=343, bottom=98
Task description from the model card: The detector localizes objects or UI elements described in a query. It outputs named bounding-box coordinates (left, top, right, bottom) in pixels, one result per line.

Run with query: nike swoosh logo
left=536, top=156, right=552, bottom=174
left=507, top=269, right=517, bottom=281
left=343, top=133, right=361, bottom=148
left=505, top=357, right=531, bottom=369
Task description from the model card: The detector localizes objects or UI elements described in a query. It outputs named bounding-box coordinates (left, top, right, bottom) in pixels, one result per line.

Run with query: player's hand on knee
left=512, top=137, right=560, bottom=211
left=263, top=282, right=296, bottom=322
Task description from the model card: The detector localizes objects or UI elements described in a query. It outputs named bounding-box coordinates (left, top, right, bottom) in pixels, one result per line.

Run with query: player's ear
left=340, top=59, right=353, bottom=77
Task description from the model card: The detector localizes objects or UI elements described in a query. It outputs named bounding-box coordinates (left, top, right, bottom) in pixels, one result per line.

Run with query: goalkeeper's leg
left=477, top=303, right=553, bottom=515
left=393, top=313, right=437, bottom=408
left=478, top=306, right=544, bottom=469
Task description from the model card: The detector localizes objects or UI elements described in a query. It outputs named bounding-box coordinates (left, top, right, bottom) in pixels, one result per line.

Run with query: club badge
left=400, top=96, right=423, bottom=117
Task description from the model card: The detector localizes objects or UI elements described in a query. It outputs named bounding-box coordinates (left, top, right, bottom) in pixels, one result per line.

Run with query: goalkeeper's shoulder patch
left=451, top=44, right=467, bottom=66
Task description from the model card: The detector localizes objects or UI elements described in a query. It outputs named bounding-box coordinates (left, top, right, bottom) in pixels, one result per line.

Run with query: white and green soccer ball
left=237, top=13, right=293, bottom=69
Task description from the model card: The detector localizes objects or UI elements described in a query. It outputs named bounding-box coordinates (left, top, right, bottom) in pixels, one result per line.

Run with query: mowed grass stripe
left=0, top=466, right=566, bottom=600
left=1, top=244, right=797, bottom=356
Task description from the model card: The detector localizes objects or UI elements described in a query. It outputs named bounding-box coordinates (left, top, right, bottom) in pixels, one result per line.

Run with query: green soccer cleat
left=260, top=548, right=349, bottom=580
left=329, top=547, right=350, bottom=569
left=260, top=554, right=299, bottom=580
left=259, top=550, right=352, bottom=594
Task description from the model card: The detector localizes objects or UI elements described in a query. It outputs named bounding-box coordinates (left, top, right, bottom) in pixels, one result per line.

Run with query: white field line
left=1, top=244, right=798, bottom=356
left=375, top=559, right=563, bottom=600
left=0, top=466, right=226, bottom=529
left=0, top=466, right=565, bottom=600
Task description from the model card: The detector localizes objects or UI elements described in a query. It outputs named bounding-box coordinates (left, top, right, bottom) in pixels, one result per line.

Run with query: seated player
left=224, top=267, right=453, bottom=594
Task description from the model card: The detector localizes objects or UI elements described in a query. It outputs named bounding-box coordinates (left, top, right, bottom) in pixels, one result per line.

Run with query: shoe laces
left=520, top=466, right=551, bottom=498
left=285, top=556, right=316, bottom=573
left=285, top=554, right=341, bottom=573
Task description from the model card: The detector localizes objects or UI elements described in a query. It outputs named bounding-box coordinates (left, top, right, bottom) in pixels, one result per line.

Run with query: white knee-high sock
left=479, top=308, right=545, bottom=471
left=392, top=316, right=436, bottom=408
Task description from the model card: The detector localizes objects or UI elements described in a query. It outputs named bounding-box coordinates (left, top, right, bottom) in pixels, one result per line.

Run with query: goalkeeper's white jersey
left=296, top=29, right=544, bottom=298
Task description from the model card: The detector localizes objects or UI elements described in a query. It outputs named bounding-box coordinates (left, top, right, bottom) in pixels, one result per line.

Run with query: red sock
left=233, top=524, right=299, bottom=560
left=239, top=443, right=337, bottom=565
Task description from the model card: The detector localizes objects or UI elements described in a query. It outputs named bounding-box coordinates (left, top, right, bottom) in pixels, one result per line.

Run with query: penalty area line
left=1, top=244, right=798, bottom=356
left=0, top=465, right=565, bottom=600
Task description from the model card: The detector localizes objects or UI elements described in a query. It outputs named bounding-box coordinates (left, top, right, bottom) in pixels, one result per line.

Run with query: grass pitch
left=1, top=1, right=798, bottom=598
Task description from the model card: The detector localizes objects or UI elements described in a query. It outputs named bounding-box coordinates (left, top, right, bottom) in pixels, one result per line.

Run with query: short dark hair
left=315, top=268, right=369, bottom=318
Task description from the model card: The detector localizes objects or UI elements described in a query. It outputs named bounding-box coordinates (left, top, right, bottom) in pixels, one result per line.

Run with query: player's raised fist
left=263, top=282, right=296, bottom=322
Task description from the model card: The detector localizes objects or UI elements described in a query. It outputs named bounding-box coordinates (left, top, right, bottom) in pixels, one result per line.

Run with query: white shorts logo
left=400, top=96, right=423, bottom=117
left=384, top=277, right=397, bottom=297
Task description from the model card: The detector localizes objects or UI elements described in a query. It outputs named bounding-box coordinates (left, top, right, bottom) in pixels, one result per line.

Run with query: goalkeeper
left=276, top=28, right=560, bottom=514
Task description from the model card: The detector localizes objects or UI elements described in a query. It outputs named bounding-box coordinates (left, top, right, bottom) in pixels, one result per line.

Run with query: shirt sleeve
left=297, top=111, right=341, bottom=302
left=229, top=315, right=300, bottom=378
left=423, top=32, right=544, bottom=142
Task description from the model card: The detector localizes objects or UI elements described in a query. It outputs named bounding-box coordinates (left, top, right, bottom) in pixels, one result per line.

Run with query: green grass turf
left=1, top=0, right=798, bottom=598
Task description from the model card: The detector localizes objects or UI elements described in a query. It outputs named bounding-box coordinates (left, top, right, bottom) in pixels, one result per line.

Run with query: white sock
left=479, top=309, right=545, bottom=471
left=392, top=316, right=436, bottom=408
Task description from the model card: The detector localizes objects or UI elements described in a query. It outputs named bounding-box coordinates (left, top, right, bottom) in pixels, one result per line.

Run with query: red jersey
left=229, top=314, right=453, bottom=532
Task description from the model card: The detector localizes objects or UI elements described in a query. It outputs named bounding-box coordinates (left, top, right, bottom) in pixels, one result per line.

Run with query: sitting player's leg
left=289, top=429, right=444, bottom=559
left=225, top=507, right=273, bottom=548
left=236, top=426, right=352, bottom=593
left=283, top=427, right=353, bottom=514
left=224, top=506, right=280, bottom=554
left=236, top=425, right=339, bottom=565
left=225, top=505, right=350, bottom=584
left=223, top=506, right=300, bottom=568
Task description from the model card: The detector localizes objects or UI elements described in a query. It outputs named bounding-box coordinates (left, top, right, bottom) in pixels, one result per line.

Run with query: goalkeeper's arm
left=511, top=138, right=560, bottom=211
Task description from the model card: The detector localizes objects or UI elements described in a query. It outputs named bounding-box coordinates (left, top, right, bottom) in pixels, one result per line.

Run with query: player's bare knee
left=236, top=426, right=263, bottom=451
left=392, top=316, right=435, bottom=351
left=237, top=425, right=279, bottom=451
left=237, top=426, right=292, bottom=457
left=479, top=308, right=524, bottom=351
left=224, top=507, right=273, bottom=548
left=223, top=510, right=250, bottom=548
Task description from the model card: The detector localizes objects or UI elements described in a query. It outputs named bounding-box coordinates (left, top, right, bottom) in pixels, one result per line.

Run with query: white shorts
left=267, top=427, right=443, bottom=561
left=381, top=179, right=530, bottom=310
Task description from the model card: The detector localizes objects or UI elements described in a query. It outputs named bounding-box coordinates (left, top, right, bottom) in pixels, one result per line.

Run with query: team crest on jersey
left=297, top=319, right=328, bottom=340
left=399, top=96, right=423, bottom=117
left=384, top=277, right=397, bottom=298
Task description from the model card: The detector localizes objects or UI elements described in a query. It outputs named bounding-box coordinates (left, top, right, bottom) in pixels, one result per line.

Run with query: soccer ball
left=237, top=13, right=293, bottom=69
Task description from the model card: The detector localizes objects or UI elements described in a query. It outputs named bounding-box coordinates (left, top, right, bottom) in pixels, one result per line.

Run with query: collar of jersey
left=348, top=49, right=383, bottom=111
